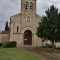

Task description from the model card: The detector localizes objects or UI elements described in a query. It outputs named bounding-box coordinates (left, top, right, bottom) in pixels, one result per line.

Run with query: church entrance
left=24, top=30, right=32, bottom=45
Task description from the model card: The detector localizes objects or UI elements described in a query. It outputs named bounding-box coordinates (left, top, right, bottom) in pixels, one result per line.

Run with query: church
left=9, top=0, right=44, bottom=46
left=0, top=0, right=46, bottom=47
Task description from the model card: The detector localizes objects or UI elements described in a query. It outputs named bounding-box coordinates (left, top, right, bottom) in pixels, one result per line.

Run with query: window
left=17, top=26, right=19, bottom=33
left=27, top=16, right=30, bottom=22
left=30, top=2, right=33, bottom=10
left=25, top=2, right=28, bottom=9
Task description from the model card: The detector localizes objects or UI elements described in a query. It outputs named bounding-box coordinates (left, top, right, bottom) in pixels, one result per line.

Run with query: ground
left=0, top=48, right=44, bottom=60
left=25, top=47, right=60, bottom=60
left=0, top=47, right=60, bottom=60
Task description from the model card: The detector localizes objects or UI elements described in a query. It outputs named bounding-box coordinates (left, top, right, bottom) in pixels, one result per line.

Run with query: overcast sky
left=0, top=0, right=60, bottom=31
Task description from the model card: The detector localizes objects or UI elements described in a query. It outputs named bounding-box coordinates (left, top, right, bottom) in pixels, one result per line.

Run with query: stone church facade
left=0, top=0, right=47, bottom=47
left=10, top=0, right=44, bottom=46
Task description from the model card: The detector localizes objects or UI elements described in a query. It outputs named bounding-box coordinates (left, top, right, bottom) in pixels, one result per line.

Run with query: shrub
left=46, top=43, right=52, bottom=48
left=42, top=43, right=52, bottom=48
left=42, top=43, right=56, bottom=48
left=0, top=43, right=3, bottom=47
left=2, top=41, right=17, bottom=48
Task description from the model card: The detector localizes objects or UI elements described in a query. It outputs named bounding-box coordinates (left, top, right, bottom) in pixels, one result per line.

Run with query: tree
left=5, top=21, right=9, bottom=31
left=37, top=5, right=60, bottom=50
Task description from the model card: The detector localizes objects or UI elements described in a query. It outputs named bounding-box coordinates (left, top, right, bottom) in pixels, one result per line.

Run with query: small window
left=17, top=26, right=19, bottom=33
left=30, top=2, right=33, bottom=10
left=27, top=16, right=30, bottom=22
left=25, top=2, right=28, bottom=9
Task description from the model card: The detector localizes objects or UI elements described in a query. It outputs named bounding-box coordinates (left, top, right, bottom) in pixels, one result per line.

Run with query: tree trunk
left=52, top=40, right=54, bottom=51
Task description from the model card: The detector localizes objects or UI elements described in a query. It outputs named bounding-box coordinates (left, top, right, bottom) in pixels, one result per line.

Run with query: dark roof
left=1, top=31, right=9, bottom=34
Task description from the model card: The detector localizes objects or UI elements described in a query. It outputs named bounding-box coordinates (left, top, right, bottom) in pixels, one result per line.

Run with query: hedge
left=2, top=41, right=17, bottom=48
left=0, top=43, right=3, bottom=47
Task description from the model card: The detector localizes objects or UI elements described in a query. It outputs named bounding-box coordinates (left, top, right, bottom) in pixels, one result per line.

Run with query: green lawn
left=0, top=48, right=44, bottom=60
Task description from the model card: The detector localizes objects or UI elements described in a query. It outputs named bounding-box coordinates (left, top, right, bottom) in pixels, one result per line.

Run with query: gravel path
left=24, top=47, right=60, bottom=60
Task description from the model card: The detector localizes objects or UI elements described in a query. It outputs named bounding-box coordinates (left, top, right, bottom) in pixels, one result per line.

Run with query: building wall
left=0, top=34, right=9, bottom=43
left=10, top=0, right=46, bottom=47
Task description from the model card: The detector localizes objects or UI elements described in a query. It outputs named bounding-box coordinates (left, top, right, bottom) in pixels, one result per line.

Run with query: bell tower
left=21, top=0, right=36, bottom=16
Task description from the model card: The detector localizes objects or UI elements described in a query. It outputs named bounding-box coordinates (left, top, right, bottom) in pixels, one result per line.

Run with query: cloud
left=37, top=0, right=60, bottom=16
left=0, top=0, right=60, bottom=31
left=0, top=0, right=20, bottom=31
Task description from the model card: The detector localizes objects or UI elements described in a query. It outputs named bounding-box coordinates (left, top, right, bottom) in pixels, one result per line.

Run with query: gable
left=10, top=13, right=21, bottom=23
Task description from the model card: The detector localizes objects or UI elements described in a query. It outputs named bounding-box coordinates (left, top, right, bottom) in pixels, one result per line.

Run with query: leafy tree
left=5, top=21, right=9, bottom=31
left=37, top=5, right=60, bottom=50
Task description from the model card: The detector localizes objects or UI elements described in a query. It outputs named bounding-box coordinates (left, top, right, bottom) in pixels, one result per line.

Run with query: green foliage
left=2, top=41, right=17, bottom=48
left=42, top=43, right=55, bottom=48
left=37, top=5, right=60, bottom=49
left=5, top=21, right=9, bottom=31
left=0, top=43, right=3, bottom=47
left=46, top=43, right=52, bottom=48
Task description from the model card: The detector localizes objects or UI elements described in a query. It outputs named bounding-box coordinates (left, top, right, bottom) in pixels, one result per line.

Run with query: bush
left=0, top=43, right=3, bottom=47
left=42, top=43, right=56, bottom=48
left=2, top=41, right=17, bottom=48
left=42, top=44, right=52, bottom=48
left=46, top=43, right=52, bottom=48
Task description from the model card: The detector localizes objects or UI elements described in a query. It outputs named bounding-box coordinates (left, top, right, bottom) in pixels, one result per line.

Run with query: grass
left=0, top=48, right=44, bottom=60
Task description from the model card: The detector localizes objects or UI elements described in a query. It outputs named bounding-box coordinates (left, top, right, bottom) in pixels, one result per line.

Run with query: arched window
left=27, top=16, right=30, bottom=22
left=30, top=2, right=33, bottom=10
left=25, top=2, right=28, bottom=9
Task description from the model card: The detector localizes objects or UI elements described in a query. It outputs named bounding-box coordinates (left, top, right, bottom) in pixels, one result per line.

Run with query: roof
left=1, top=31, right=9, bottom=34
left=10, top=13, right=21, bottom=18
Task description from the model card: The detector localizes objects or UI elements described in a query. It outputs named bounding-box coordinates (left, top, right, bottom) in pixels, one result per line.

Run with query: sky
left=0, top=0, right=60, bottom=31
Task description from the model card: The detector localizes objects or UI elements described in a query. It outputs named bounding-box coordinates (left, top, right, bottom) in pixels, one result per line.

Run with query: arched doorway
left=24, top=30, right=32, bottom=45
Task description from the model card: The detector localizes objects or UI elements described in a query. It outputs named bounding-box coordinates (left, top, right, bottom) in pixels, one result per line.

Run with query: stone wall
left=0, top=31, right=9, bottom=43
